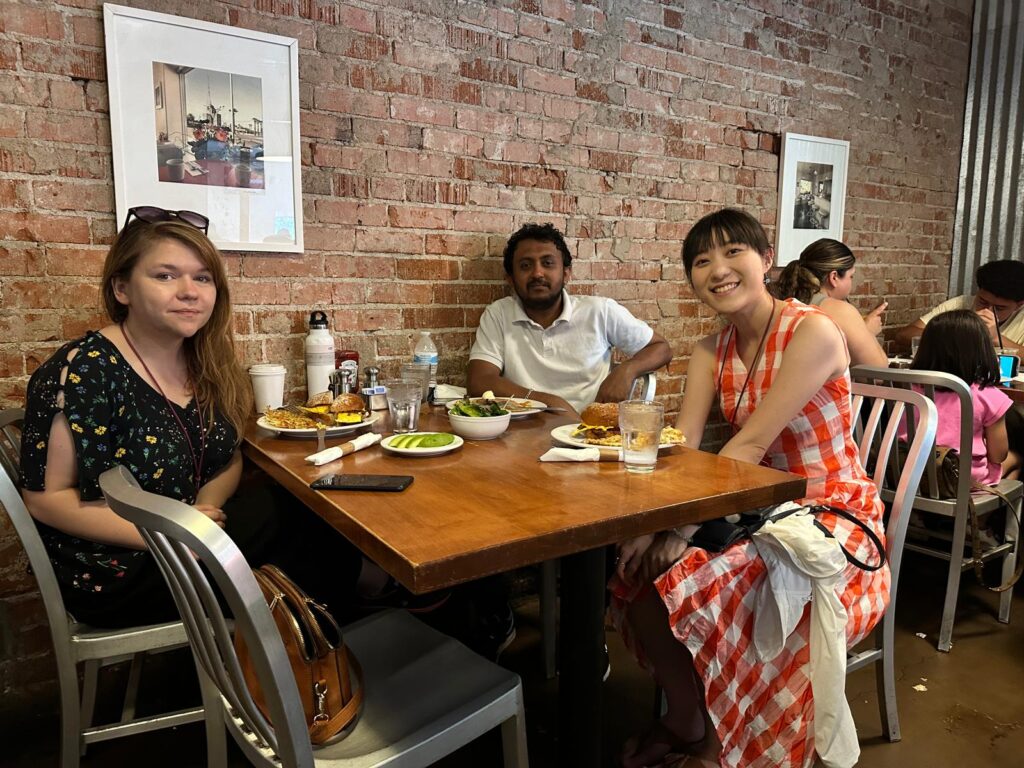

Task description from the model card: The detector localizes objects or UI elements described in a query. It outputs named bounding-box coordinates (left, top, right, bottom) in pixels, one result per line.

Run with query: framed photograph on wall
left=104, top=4, right=303, bottom=252
left=774, top=133, right=850, bottom=266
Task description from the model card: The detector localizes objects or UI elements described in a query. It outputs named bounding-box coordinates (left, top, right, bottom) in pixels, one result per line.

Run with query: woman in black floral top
left=21, top=212, right=359, bottom=627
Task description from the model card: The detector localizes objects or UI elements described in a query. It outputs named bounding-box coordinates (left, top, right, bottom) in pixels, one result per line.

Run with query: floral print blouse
left=20, top=331, right=238, bottom=596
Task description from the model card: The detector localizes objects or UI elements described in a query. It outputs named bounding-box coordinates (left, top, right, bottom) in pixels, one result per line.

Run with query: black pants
left=63, top=480, right=363, bottom=628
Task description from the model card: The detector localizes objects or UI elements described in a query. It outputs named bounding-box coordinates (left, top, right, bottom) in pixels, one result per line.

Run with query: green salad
left=449, top=399, right=509, bottom=417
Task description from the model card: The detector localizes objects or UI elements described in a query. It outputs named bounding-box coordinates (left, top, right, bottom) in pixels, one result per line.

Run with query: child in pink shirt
left=910, top=309, right=1014, bottom=484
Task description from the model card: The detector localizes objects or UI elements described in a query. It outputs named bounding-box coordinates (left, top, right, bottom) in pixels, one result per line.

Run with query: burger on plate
left=572, top=402, right=685, bottom=447
left=573, top=402, right=622, bottom=446
left=329, top=392, right=365, bottom=415
left=303, top=391, right=366, bottom=424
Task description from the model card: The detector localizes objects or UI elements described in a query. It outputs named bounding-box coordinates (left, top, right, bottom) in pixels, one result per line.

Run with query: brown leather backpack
left=235, top=564, right=363, bottom=745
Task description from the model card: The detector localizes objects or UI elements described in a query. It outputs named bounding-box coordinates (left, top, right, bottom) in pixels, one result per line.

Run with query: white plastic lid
left=249, top=364, right=286, bottom=374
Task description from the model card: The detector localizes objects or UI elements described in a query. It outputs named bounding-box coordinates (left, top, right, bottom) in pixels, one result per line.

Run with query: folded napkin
left=305, top=432, right=382, bottom=465
left=540, top=446, right=614, bottom=462
left=433, top=384, right=467, bottom=401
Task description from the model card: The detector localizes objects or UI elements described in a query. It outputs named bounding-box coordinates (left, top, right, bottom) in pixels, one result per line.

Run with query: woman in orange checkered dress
left=612, top=209, right=889, bottom=768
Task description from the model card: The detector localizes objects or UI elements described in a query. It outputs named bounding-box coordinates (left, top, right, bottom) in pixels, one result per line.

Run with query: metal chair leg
left=57, top=661, right=82, bottom=768
left=938, top=512, right=970, bottom=652
left=540, top=560, right=557, bottom=679
left=876, top=620, right=901, bottom=741
left=500, top=692, right=529, bottom=768
left=79, top=659, right=100, bottom=756
left=998, top=495, right=1020, bottom=623
left=121, top=653, right=144, bottom=722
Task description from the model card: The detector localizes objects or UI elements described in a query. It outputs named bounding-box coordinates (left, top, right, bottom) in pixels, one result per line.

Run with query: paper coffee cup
left=166, top=158, right=185, bottom=182
left=249, top=364, right=286, bottom=414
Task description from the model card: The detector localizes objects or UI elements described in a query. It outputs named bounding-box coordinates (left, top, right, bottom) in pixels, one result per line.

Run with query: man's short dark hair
left=502, top=223, right=572, bottom=275
left=977, top=260, right=1024, bottom=302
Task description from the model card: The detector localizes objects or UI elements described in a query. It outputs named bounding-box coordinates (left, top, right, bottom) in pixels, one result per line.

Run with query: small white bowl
left=447, top=411, right=511, bottom=440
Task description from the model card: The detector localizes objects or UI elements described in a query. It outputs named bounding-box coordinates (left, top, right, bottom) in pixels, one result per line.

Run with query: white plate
left=257, top=411, right=380, bottom=439
left=381, top=432, right=464, bottom=456
left=549, top=423, right=680, bottom=452
left=448, top=398, right=548, bottom=419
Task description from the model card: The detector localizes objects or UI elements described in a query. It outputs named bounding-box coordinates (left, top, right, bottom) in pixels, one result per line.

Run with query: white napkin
left=540, top=446, right=605, bottom=462
left=433, top=384, right=467, bottom=401
left=305, top=433, right=381, bottom=465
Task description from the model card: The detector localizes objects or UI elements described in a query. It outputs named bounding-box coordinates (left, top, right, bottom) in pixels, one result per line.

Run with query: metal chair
left=0, top=409, right=204, bottom=767
left=538, top=372, right=659, bottom=678
left=846, top=380, right=937, bottom=741
left=851, top=366, right=1022, bottom=652
left=99, top=464, right=529, bottom=768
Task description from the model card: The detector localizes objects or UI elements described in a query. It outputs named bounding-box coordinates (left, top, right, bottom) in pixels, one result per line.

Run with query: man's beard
left=517, top=281, right=563, bottom=311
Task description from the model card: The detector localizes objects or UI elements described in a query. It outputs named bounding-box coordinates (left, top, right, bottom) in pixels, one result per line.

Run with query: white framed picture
left=774, top=133, right=850, bottom=266
left=104, top=4, right=304, bottom=252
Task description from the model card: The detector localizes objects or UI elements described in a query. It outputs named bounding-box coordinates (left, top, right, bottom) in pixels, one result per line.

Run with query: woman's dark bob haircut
left=682, top=208, right=771, bottom=278
left=911, top=309, right=1000, bottom=389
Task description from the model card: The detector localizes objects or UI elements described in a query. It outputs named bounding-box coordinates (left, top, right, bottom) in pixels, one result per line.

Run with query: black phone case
left=310, top=474, right=414, bottom=492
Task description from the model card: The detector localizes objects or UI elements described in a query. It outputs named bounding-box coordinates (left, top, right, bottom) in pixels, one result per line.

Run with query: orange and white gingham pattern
left=611, top=300, right=890, bottom=768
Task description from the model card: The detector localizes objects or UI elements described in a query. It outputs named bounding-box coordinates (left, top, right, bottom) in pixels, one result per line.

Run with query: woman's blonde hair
left=101, top=221, right=252, bottom=439
left=774, top=238, right=856, bottom=304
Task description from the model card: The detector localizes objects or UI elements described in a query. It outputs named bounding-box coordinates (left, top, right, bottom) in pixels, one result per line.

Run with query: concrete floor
left=3, top=550, right=1023, bottom=767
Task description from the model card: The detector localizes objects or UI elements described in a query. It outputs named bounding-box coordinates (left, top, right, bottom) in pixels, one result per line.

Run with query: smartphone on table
left=309, top=474, right=414, bottom=492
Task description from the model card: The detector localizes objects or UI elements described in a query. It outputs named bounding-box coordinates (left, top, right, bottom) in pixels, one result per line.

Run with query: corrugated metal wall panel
left=951, top=0, right=1024, bottom=296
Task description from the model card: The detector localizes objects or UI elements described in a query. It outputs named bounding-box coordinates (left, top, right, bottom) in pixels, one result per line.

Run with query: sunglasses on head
left=124, top=206, right=210, bottom=234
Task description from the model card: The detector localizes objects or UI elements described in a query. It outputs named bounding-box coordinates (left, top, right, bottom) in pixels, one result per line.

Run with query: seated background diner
left=610, top=209, right=889, bottom=768
left=18, top=208, right=362, bottom=628
left=774, top=237, right=889, bottom=367
left=904, top=309, right=1017, bottom=483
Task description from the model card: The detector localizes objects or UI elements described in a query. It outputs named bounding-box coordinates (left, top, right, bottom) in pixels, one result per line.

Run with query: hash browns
left=571, top=424, right=685, bottom=447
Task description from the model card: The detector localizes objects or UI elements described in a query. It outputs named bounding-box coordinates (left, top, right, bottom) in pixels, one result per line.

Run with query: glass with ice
left=618, top=400, right=665, bottom=473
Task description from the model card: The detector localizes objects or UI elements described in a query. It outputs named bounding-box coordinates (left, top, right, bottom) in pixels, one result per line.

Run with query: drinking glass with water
left=619, top=400, right=665, bottom=473
left=386, top=381, right=422, bottom=433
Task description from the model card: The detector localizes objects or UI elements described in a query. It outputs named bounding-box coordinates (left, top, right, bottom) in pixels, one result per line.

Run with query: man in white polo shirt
left=468, top=223, right=672, bottom=415
left=895, top=259, right=1024, bottom=353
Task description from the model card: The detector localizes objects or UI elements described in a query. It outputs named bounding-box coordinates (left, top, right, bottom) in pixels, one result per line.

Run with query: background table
left=243, top=407, right=805, bottom=764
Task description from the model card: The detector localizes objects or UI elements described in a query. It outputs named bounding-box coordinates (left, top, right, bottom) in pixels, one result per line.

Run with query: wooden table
left=243, top=407, right=805, bottom=764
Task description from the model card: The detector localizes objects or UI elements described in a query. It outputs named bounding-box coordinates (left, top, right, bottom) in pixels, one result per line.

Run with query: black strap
left=807, top=505, right=886, bottom=572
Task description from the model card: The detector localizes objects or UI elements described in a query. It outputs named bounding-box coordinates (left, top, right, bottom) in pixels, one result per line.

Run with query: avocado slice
left=417, top=433, right=455, bottom=448
left=390, top=434, right=414, bottom=449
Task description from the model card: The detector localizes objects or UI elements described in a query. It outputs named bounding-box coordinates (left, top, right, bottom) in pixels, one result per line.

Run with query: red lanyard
left=121, top=324, right=206, bottom=490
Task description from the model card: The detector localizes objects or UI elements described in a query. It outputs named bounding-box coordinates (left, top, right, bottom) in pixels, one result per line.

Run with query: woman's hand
left=863, top=301, right=887, bottom=336
left=615, top=533, right=656, bottom=586
left=195, top=503, right=227, bottom=529
left=640, top=531, right=690, bottom=583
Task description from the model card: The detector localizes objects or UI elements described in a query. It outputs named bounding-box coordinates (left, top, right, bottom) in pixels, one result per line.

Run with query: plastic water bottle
left=413, top=331, right=438, bottom=399
left=304, top=310, right=335, bottom=399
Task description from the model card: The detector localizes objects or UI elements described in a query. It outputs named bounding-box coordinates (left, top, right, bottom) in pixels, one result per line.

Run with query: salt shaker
left=363, top=367, right=388, bottom=411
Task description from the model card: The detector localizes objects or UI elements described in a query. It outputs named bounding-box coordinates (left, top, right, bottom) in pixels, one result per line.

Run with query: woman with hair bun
left=774, top=238, right=889, bottom=367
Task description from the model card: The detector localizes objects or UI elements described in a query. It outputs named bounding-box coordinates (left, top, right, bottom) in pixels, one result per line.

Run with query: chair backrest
left=852, top=365, right=974, bottom=503
left=0, top=409, right=77, bottom=648
left=98, top=465, right=315, bottom=768
left=849, top=382, right=937, bottom=582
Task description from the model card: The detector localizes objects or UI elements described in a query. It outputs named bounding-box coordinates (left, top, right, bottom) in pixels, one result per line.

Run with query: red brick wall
left=0, top=0, right=974, bottom=707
